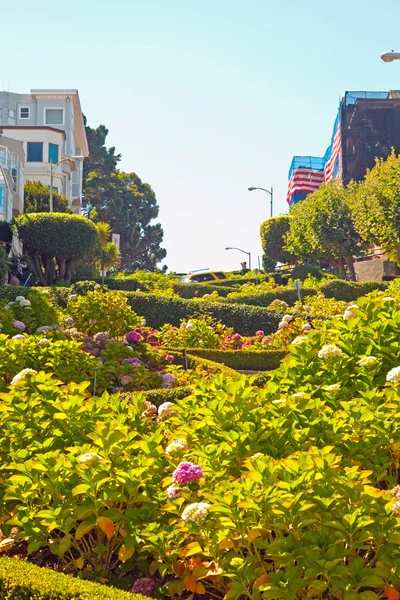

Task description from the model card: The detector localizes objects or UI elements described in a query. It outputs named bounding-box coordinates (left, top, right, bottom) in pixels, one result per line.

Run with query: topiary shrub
left=260, top=215, right=295, bottom=264
left=12, top=213, right=99, bottom=285
left=320, top=279, right=388, bottom=301
left=0, top=557, right=142, bottom=599
left=289, top=263, right=325, bottom=281
left=184, top=349, right=286, bottom=371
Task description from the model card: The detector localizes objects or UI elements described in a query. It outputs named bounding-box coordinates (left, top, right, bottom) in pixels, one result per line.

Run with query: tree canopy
left=83, top=120, right=166, bottom=272
left=348, top=150, right=400, bottom=263
left=24, top=181, right=70, bottom=213
left=285, top=183, right=365, bottom=280
left=12, top=213, right=98, bottom=285
left=260, top=215, right=295, bottom=265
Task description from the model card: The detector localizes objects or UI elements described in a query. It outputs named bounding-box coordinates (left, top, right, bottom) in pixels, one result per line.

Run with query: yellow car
left=179, top=270, right=227, bottom=283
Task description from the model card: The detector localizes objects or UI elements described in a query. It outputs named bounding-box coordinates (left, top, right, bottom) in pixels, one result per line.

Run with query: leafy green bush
left=67, top=290, right=141, bottom=336
left=289, top=263, right=325, bottom=280
left=173, top=282, right=233, bottom=298
left=24, top=180, right=70, bottom=214
left=260, top=215, right=295, bottom=264
left=158, top=317, right=231, bottom=349
left=72, top=277, right=144, bottom=291
left=223, top=287, right=317, bottom=307
left=12, top=213, right=99, bottom=285
left=0, top=557, right=142, bottom=599
left=125, top=292, right=281, bottom=335
left=184, top=348, right=286, bottom=371
left=320, top=278, right=388, bottom=301
left=1, top=289, right=60, bottom=334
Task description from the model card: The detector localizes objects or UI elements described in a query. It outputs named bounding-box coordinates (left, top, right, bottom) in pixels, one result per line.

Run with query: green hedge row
left=183, top=348, right=286, bottom=371
left=319, top=279, right=389, bottom=301
left=143, top=385, right=194, bottom=406
left=209, top=276, right=267, bottom=287
left=224, top=288, right=317, bottom=307
left=71, top=277, right=144, bottom=291
left=0, top=557, right=141, bottom=599
left=125, top=293, right=281, bottom=336
left=172, top=282, right=235, bottom=298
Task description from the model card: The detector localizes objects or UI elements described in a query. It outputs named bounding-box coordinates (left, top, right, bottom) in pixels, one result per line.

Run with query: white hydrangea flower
left=282, top=314, right=293, bottom=323
left=357, top=356, right=379, bottom=368
left=15, top=296, right=25, bottom=302
left=77, top=452, right=102, bottom=465
left=19, top=299, right=31, bottom=307
left=382, top=297, right=395, bottom=303
left=185, top=322, right=194, bottom=330
left=165, top=438, right=189, bottom=455
left=278, top=321, right=288, bottom=329
left=11, top=334, right=25, bottom=341
left=324, top=384, right=341, bottom=392
left=38, top=338, right=50, bottom=346
left=181, top=502, right=211, bottom=522
left=387, top=366, right=400, bottom=383
left=291, top=335, right=308, bottom=345
left=68, top=294, right=77, bottom=301
left=291, top=392, right=308, bottom=398
left=10, top=368, right=38, bottom=386
left=318, top=344, right=344, bottom=360
left=158, top=402, right=176, bottom=419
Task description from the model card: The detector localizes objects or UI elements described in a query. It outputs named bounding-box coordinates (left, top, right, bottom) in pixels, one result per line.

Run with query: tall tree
left=260, top=215, right=295, bottom=265
left=24, top=181, right=70, bottom=213
left=286, top=183, right=365, bottom=280
left=348, top=151, right=400, bottom=264
left=82, top=120, right=166, bottom=271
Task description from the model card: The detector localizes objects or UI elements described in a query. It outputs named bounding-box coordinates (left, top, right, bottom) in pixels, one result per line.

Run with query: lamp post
left=248, top=186, right=273, bottom=218
left=381, top=50, right=400, bottom=62
left=225, top=246, right=251, bottom=271
left=49, top=155, right=83, bottom=212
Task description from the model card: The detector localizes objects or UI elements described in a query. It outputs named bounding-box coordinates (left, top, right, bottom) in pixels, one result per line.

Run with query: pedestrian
left=8, top=271, right=20, bottom=286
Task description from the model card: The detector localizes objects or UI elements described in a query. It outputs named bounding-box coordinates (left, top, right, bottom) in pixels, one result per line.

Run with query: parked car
left=179, top=270, right=227, bottom=283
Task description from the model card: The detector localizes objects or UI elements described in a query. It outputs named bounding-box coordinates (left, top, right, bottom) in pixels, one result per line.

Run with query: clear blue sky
left=2, top=0, right=400, bottom=272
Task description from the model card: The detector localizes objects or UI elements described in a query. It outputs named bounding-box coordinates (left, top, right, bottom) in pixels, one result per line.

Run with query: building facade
left=0, top=89, right=88, bottom=213
left=286, top=91, right=400, bottom=206
left=0, top=135, right=25, bottom=252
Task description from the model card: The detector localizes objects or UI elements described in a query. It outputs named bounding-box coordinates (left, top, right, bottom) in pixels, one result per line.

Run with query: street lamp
left=225, top=246, right=251, bottom=271
left=248, top=186, right=273, bottom=218
left=49, top=155, right=83, bottom=212
left=381, top=50, right=400, bottom=63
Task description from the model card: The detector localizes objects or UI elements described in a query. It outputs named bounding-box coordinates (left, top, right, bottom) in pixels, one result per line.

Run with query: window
left=19, top=107, right=30, bottom=119
left=0, top=187, right=5, bottom=208
left=45, top=108, right=64, bottom=125
left=27, top=142, right=43, bottom=162
left=49, top=143, right=59, bottom=164
left=192, top=273, right=215, bottom=282
left=8, top=109, right=16, bottom=125
left=214, top=272, right=227, bottom=279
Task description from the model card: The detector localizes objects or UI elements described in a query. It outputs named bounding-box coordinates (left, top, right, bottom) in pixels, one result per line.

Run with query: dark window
left=27, top=142, right=43, bottom=162
left=49, top=143, right=59, bottom=164
left=192, top=273, right=215, bottom=282
left=20, top=107, right=30, bottom=119
left=214, top=272, right=226, bottom=279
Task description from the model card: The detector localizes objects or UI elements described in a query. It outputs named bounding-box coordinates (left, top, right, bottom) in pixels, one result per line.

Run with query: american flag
left=324, top=111, right=343, bottom=183
left=286, top=167, right=325, bottom=205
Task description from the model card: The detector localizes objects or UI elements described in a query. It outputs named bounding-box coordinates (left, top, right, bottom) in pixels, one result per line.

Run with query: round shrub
left=260, top=215, right=295, bottom=264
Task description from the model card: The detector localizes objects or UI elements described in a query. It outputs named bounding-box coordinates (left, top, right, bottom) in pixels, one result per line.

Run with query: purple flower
left=122, top=357, right=142, bottom=366
left=131, top=578, right=155, bottom=597
left=162, top=373, right=176, bottom=389
left=65, top=317, right=74, bottom=324
left=126, top=331, right=142, bottom=343
left=172, top=462, right=204, bottom=486
left=13, top=320, right=26, bottom=331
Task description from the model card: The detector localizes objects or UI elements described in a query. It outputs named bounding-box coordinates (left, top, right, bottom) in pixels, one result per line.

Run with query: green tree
left=24, top=181, right=70, bottom=213
left=260, top=215, right=295, bottom=265
left=94, top=222, right=121, bottom=283
left=348, top=150, right=400, bottom=263
left=12, top=213, right=98, bottom=285
left=286, top=183, right=365, bottom=281
left=82, top=118, right=121, bottom=189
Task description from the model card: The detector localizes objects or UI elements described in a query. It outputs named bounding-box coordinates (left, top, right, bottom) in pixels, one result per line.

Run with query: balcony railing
left=0, top=146, right=11, bottom=171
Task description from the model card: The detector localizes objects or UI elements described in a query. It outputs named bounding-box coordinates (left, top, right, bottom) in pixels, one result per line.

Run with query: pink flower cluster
left=131, top=577, right=155, bottom=596
left=13, top=320, right=26, bottom=331
left=126, top=331, right=142, bottom=343
left=122, top=357, right=142, bottom=366
left=172, top=462, right=204, bottom=485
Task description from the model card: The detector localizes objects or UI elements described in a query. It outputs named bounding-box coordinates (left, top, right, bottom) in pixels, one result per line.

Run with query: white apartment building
left=0, top=135, right=25, bottom=252
left=0, top=89, right=88, bottom=213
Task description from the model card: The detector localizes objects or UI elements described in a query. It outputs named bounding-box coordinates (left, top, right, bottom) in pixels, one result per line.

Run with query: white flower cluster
left=391, top=486, right=400, bottom=513
left=343, top=304, right=360, bottom=320
left=167, top=484, right=183, bottom=499
left=291, top=335, right=308, bottom=346
left=324, top=384, right=341, bottom=392
left=181, top=502, right=211, bottom=522
left=77, top=452, right=103, bottom=465
left=291, top=392, right=308, bottom=399
left=158, top=402, right=176, bottom=419
left=10, top=368, right=37, bottom=386
left=317, top=344, right=344, bottom=360
left=357, top=356, right=379, bottom=368
left=387, top=366, right=400, bottom=384
left=15, top=296, right=31, bottom=308
left=165, top=438, right=189, bottom=455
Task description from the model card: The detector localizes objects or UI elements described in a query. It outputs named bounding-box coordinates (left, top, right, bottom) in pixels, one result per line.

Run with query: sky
left=2, top=0, right=400, bottom=273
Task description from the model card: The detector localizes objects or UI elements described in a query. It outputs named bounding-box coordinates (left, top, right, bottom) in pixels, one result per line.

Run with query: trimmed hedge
left=208, top=277, right=267, bottom=287
left=172, top=282, right=234, bottom=298
left=143, top=385, right=194, bottom=406
left=320, top=279, right=389, bottom=301
left=224, top=288, right=317, bottom=307
left=125, top=293, right=281, bottom=335
left=71, top=277, right=144, bottom=291
left=183, top=349, right=286, bottom=372
left=0, top=557, right=141, bottom=599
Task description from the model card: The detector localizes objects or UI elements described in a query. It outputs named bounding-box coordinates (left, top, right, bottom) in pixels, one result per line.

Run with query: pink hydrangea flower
left=131, top=577, right=155, bottom=596
left=162, top=373, right=176, bottom=388
left=172, top=462, right=204, bottom=485
left=255, top=330, right=264, bottom=336
left=122, top=357, right=141, bottom=366
left=164, top=354, right=174, bottom=363
left=302, top=323, right=312, bottom=331
left=13, top=320, right=26, bottom=331
left=126, top=331, right=142, bottom=343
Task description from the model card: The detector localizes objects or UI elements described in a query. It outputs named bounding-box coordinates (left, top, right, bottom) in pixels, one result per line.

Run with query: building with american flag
left=287, top=91, right=400, bottom=206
